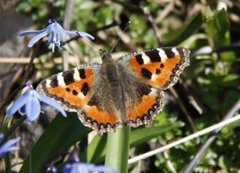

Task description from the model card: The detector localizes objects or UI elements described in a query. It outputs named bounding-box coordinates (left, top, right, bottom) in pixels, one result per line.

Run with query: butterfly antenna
left=83, top=38, right=99, bottom=52
left=110, top=21, right=131, bottom=54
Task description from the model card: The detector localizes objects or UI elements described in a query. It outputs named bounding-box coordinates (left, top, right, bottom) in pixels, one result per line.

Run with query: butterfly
left=37, top=47, right=190, bottom=134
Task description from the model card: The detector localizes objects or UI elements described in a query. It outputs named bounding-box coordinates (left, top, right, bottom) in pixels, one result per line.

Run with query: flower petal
left=63, top=30, right=94, bottom=40
left=61, top=30, right=76, bottom=35
left=18, top=28, right=48, bottom=37
left=90, top=165, right=118, bottom=173
left=19, top=106, right=26, bottom=115
left=37, top=94, right=67, bottom=117
left=76, top=31, right=95, bottom=40
left=0, top=137, right=20, bottom=150
left=0, top=137, right=20, bottom=156
left=73, top=164, right=89, bottom=173
left=6, top=91, right=30, bottom=116
left=27, top=29, right=50, bottom=47
left=0, top=135, right=3, bottom=142
left=79, top=163, right=95, bottom=170
left=63, top=163, right=92, bottom=173
left=62, top=163, right=72, bottom=173
left=52, top=23, right=67, bottom=36
left=19, top=19, right=94, bottom=53
left=25, top=96, right=41, bottom=121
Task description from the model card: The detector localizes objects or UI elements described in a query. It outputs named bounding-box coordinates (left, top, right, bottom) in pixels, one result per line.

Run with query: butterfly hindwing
left=124, top=86, right=164, bottom=127
left=113, top=64, right=164, bottom=128
left=77, top=73, right=123, bottom=134
left=78, top=106, right=121, bottom=134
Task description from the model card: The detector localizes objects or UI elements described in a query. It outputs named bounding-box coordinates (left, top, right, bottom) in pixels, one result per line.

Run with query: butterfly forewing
left=37, top=64, right=100, bottom=112
left=37, top=64, right=122, bottom=134
left=118, top=47, right=190, bottom=89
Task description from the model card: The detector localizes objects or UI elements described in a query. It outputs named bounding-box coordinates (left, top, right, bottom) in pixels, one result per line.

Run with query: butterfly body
left=90, top=50, right=127, bottom=124
left=37, top=47, right=190, bottom=134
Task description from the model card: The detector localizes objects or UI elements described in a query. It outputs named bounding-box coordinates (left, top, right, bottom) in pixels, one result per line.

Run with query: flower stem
left=0, top=116, right=26, bottom=145
left=105, top=126, right=130, bottom=173
left=23, top=42, right=40, bottom=83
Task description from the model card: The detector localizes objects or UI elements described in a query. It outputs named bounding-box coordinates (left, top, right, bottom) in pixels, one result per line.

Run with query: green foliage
left=2, top=1, right=240, bottom=173
left=163, top=12, right=205, bottom=46
left=20, top=114, right=90, bottom=173
left=129, top=15, right=158, bottom=48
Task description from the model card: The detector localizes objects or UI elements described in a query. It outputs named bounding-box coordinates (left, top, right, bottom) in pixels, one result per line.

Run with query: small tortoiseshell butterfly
left=37, top=47, right=190, bottom=134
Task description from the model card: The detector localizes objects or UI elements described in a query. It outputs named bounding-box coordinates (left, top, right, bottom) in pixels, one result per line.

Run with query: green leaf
left=205, top=9, right=235, bottom=61
left=222, top=74, right=239, bottom=85
left=81, top=134, right=107, bottom=163
left=105, top=126, right=130, bottom=173
left=129, top=124, right=181, bottom=147
left=19, top=113, right=90, bottom=173
left=163, top=12, right=204, bottom=46
left=81, top=123, right=180, bottom=164
left=205, top=9, right=230, bottom=46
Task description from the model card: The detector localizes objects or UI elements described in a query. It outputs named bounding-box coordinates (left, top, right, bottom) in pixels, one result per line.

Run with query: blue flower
left=57, top=152, right=117, bottom=173
left=18, top=18, right=94, bottom=52
left=0, top=134, right=21, bottom=157
left=7, top=84, right=67, bottom=121
left=63, top=162, right=118, bottom=173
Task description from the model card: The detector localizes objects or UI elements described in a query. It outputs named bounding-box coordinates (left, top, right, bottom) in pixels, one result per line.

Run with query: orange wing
left=78, top=105, right=120, bottom=135
left=37, top=64, right=100, bottom=112
left=119, top=47, right=190, bottom=89
left=126, top=89, right=164, bottom=128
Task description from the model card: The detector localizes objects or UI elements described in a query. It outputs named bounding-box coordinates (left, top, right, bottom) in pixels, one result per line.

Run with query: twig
left=0, top=51, right=128, bottom=65
left=22, top=43, right=40, bottom=83
left=163, top=151, right=177, bottom=173
left=141, top=6, right=163, bottom=45
left=0, top=116, right=26, bottom=146
left=112, top=2, right=164, bottom=44
left=63, top=0, right=74, bottom=31
left=191, top=43, right=240, bottom=57
left=0, top=44, right=39, bottom=116
left=188, top=96, right=203, bottom=115
left=170, top=87, right=197, bottom=132
left=65, top=20, right=119, bottom=44
left=183, top=99, right=240, bottom=173
left=128, top=112, right=240, bottom=164
left=62, top=0, right=74, bottom=71
left=111, top=0, right=144, bottom=14
left=155, top=1, right=175, bottom=23
left=0, top=56, right=79, bottom=64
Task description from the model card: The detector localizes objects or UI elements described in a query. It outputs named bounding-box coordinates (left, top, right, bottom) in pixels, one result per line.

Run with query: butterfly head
left=99, top=49, right=112, bottom=62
